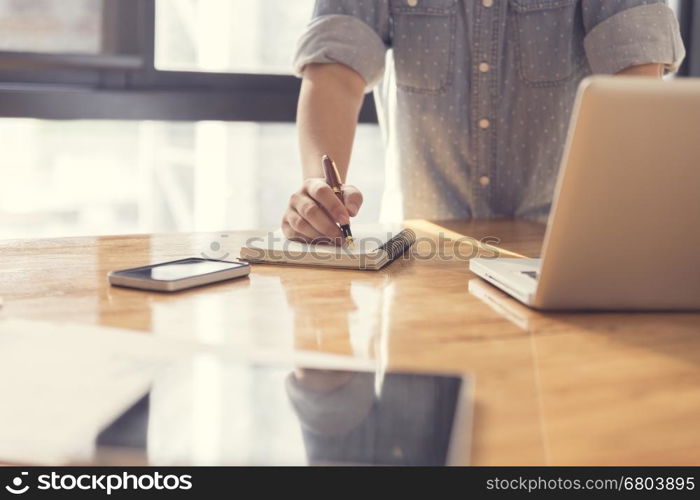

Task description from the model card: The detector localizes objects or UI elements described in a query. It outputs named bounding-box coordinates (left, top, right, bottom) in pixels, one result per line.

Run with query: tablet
left=96, top=357, right=473, bottom=466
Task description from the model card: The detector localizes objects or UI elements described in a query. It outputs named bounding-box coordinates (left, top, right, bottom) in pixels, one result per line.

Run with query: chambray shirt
left=294, top=0, right=685, bottom=221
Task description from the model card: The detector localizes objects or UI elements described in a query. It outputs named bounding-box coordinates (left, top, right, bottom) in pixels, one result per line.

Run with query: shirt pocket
left=389, top=0, right=458, bottom=94
left=510, top=0, right=585, bottom=86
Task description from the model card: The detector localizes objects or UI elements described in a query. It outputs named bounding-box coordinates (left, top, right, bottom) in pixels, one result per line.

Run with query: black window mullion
left=685, top=0, right=700, bottom=77
left=101, top=0, right=145, bottom=58
left=679, top=0, right=700, bottom=77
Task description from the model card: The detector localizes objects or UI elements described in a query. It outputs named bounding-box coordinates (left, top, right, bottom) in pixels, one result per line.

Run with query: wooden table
left=1, top=218, right=699, bottom=465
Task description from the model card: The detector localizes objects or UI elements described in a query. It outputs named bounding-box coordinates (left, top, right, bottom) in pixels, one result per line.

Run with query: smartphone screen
left=115, top=259, right=247, bottom=282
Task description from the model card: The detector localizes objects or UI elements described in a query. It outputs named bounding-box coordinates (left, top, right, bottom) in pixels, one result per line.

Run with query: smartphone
left=108, top=258, right=250, bottom=292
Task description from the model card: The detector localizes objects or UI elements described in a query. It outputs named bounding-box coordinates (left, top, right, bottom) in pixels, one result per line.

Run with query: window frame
left=0, top=0, right=695, bottom=122
left=678, top=0, right=700, bottom=77
left=0, top=0, right=143, bottom=86
left=0, top=0, right=378, bottom=122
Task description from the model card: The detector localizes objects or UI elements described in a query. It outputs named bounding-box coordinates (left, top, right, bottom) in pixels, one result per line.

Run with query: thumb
left=342, top=185, right=363, bottom=217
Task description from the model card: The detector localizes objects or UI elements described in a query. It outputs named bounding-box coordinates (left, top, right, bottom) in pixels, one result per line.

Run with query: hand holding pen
left=281, top=155, right=363, bottom=245
left=321, top=155, right=354, bottom=247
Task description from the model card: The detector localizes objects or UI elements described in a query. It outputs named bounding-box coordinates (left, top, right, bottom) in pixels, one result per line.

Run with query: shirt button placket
left=476, top=0, right=495, bottom=215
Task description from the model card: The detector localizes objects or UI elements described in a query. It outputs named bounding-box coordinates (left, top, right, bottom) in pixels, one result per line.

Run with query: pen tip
left=345, top=236, right=355, bottom=250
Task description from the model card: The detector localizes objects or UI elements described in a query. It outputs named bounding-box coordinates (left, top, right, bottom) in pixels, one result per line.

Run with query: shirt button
left=407, top=0, right=418, bottom=6
left=479, top=62, right=490, bottom=73
left=479, top=118, right=490, bottom=129
left=482, top=0, right=494, bottom=7
left=480, top=176, right=491, bottom=187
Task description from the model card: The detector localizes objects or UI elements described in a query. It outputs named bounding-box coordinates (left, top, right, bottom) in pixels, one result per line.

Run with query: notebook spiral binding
left=378, top=229, right=417, bottom=261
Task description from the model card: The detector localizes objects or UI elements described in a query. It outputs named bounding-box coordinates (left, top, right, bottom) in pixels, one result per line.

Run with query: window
left=155, top=0, right=315, bottom=74
left=0, top=0, right=103, bottom=54
left=0, top=0, right=381, bottom=239
left=0, top=119, right=384, bottom=239
left=676, top=0, right=700, bottom=77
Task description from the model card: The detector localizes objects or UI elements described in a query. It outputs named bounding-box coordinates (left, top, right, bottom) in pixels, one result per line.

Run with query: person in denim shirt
left=282, top=0, right=685, bottom=240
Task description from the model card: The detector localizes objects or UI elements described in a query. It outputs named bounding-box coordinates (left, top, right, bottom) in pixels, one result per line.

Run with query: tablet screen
left=96, top=357, right=471, bottom=466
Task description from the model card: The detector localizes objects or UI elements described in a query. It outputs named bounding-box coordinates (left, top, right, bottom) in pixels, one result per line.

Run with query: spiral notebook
left=240, top=224, right=416, bottom=270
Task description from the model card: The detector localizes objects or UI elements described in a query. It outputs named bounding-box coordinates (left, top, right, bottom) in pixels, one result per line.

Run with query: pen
left=321, top=154, right=354, bottom=248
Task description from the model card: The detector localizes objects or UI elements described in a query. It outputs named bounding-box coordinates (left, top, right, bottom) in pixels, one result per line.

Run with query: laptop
left=470, top=77, right=700, bottom=311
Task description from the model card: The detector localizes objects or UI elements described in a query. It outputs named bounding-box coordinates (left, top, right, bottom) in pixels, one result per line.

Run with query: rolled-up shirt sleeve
left=583, top=2, right=685, bottom=75
left=293, top=1, right=390, bottom=92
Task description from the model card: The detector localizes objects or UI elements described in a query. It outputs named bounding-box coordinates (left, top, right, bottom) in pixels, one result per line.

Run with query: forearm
left=616, top=63, right=664, bottom=78
left=297, top=63, right=366, bottom=181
